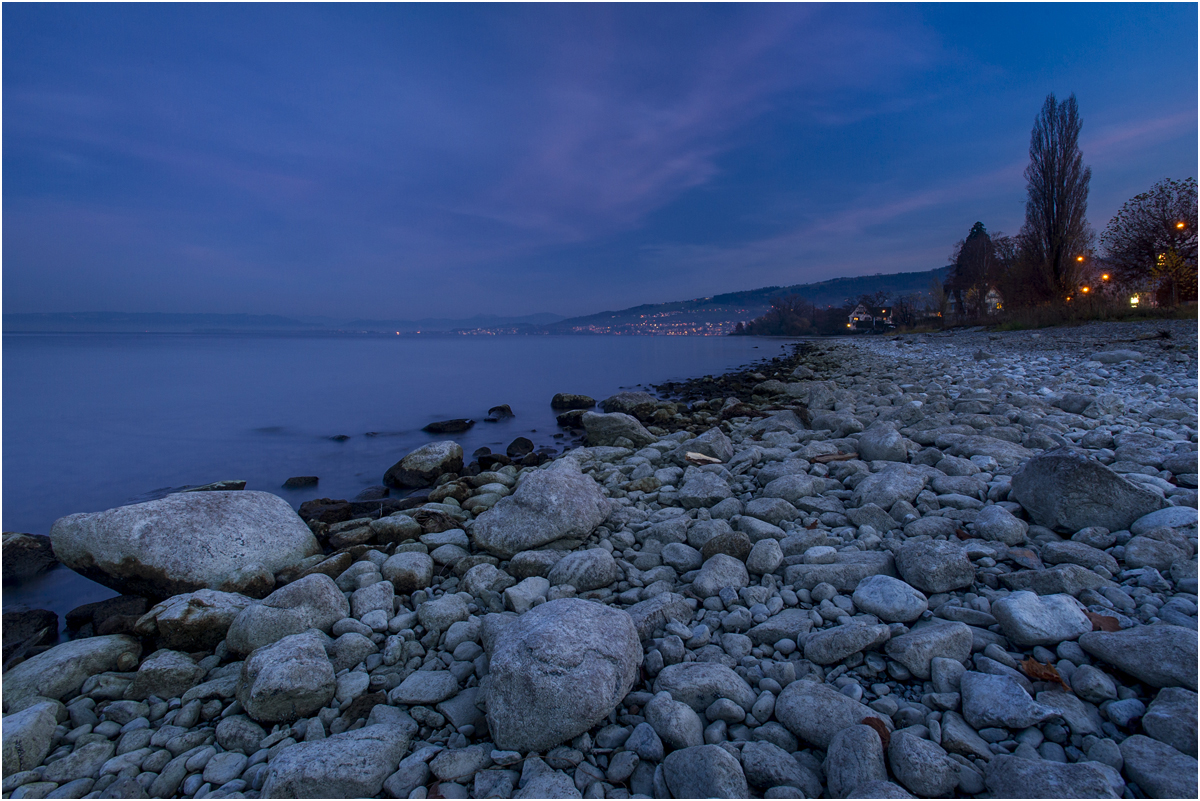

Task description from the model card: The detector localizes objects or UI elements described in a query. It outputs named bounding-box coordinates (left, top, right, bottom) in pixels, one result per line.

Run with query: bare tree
left=1100, top=177, right=1197, bottom=305
left=1019, top=93, right=1093, bottom=300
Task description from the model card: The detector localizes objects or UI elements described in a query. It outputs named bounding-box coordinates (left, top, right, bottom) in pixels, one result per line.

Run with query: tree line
left=734, top=93, right=1196, bottom=336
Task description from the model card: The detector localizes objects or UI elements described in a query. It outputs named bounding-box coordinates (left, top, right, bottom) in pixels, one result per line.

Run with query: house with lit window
left=848, top=304, right=894, bottom=330
left=984, top=287, right=1003, bottom=314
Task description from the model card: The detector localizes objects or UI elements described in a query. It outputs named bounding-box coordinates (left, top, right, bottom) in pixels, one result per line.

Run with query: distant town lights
left=1177, top=221, right=1187, bottom=229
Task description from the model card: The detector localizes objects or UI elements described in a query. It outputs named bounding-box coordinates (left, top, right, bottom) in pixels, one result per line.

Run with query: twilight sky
left=4, top=3, right=1196, bottom=320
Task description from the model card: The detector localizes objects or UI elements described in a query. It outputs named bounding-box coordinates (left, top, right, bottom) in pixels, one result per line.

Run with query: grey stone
left=547, top=549, right=621, bottom=592
left=1070, top=664, right=1118, bottom=704
left=1142, top=687, right=1198, bottom=755
left=691, top=554, right=749, bottom=599
left=852, top=464, right=928, bottom=509
left=381, top=551, right=434, bottom=594
left=472, top=461, right=611, bottom=558
left=678, top=472, right=734, bottom=510
left=991, top=591, right=1092, bottom=647
left=984, top=754, right=1120, bottom=798
left=1010, top=447, right=1167, bottom=532
left=389, top=670, right=459, bottom=705
left=643, top=692, right=703, bottom=750
left=236, top=630, right=336, bottom=724
left=894, top=540, right=974, bottom=593
left=1120, top=734, right=1198, bottom=799
left=582, top=412, right=657, bottom=448
left=350, top=580, right=394, bottom=619
left=625, top=592, right=693, bottom=641
left=825, top=723, right=888, bottom=798
left=803, top=623, right=890, bottom=666
left=225, top=574, right=349, bottom=656
left=746, top=539, right=784, bottom=575
left=50, top=491, right=318, bottom=598
left=746, top=609, right=814, bottom=646
left=960, top=671, right=1059, bottom=730
left=939, top=711, right=992, bottom=760
left=741, top=740, right=819, bottom=795
left=40, top=741, right=116, bottom=785
left=1079, top=625, right=1197, bottom=690
left=852, top=575, right=928, bottom=623
left=125, top=649, right=204, bottom=701
left=2, top=702, right=60, bottom=775
left=260, top=723, right=413, bottom=798
left=775, top=680, right=887, bottom=749
left=652, top=662, right=756, bottom=713
left=785, top=551, right=896, bottom=592
left=973, top=504, right=1029, bottom=545
left=884, top=621, right=972, bottom=680
left=383, top=441, right=464, bottom=488
left=430, top=745, right=492, bottom=784
left=998, top=563, right=1110, bottom=597
left=662, top=745, right=748, bottom=799
left=133, top=589, right=254, bottom=651
left=1042, top=540, right=1120, bottom=575
left=1131, top=506, right=1198, bottom=535
left=514, top=756, right=580, bottom=799
left=888, top=730, right=958, bottom=798
left=215, top=715, right=266, bottom=754
left=858, top=422, right=910, bottom=462
left=418, top=594, right=470, bottom=634
left=3, top=636, right=142, bottom=711
left=845, top=779, right=915, bottom=798
left=486, top=599, right=641, bottom=753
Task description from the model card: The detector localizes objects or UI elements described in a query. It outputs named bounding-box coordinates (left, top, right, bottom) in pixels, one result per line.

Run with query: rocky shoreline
left=3, top=318, right=1198, bottom=799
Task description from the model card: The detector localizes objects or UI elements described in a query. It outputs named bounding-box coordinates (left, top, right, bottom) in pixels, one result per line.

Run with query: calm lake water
left=3, top=332, right=791, bottom=620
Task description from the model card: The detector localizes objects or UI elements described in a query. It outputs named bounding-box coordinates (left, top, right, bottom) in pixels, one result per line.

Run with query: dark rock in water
left=329, top=435, right=351, bottom=442
left=478, top=453, right=512, bottom=471
left=283, top=476, right=319, bottom=489
left=600, top=391, right=658, bottom=415
left=182, top=480, right=247, bottom=492
left=556, top=410, right=587, bottom=428
left=550, top=393, right=596, bottom=410
left=422, top=419, right=475, bottom=434
left=473, top=446, right=492, bottom=457
left=65, top=595, right=148, bottom=631
left=353, top=486, right=390, bottom=501
left=2, top=609, right=58, bottom=664
left=487, top=404, right=515, bottom=419
left=298, top=498, right=354, bottom=525
left=2, top=533, right=58, bottom=584
left=346, top=498, right=409, bottom=518
left=506, top=437, right=534, bottom=458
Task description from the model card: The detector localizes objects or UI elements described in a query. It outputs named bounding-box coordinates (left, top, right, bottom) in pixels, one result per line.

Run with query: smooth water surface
left=3, top=333, right=790, bottom=617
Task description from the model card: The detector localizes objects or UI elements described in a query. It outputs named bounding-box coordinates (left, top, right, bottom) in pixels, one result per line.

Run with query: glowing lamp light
left=1177, top=221, right=1187, bottom=229
left=1076, top=255, right=1085, bottom=262
left=1101, top=274, right=1110, bottom=281
left=1131, top=295, right=1140, bottom=306
left=1081, top=286, right=1090, bottom=293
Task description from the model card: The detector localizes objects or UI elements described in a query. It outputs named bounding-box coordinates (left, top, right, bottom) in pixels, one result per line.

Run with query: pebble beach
left=3, top=318, right=1198, bottom=800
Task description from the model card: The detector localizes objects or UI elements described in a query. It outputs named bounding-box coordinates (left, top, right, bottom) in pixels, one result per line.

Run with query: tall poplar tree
left=1019, top=93, right=1092, bottom=300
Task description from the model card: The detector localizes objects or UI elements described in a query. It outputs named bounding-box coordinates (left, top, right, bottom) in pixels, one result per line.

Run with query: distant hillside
left=3, top=311, right=566, bottom=333
left=341, top=312, right=566, bottom=333
left=527, top=267, right=948, bottom=335
left=2, top=312, right=319, bottom=332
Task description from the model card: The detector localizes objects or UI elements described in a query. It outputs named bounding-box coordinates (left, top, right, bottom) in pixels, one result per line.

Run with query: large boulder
left=261, top=723, right=414, bottom=798
left=984, top=755, right=1120, bottom=798
left=1079, top=625, right=1197, bottom=690
left=2, top=635, right=141, bottom=711
left=237, top=630, right=336, bottom=724
left=1010, top=447, right=1167, bottom=532
left=472, top=461, right=611, bottom=558
left=775, top=680, right=887, bottom=749
left=990, top=591, right=1092, bottom=647
left=485, top=599, right=641, bottom=752
left=383, top=441, right=464, bottom=488
left=581, top=412, right=657, bottom=448
left=894, top=539, right=974, bottom=593
left=225, top=574, right=350, bottom=656
left=653, top=662, right=757, bottom=713
left=2, top=701, right=61, bottom=775
left=852, top=464, right=928, bottom=510
left=133, top=589, right=254, bottom=651
left=49, top=491, right=319, bottom=599
left=662, top=745, right=748, bottom=798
